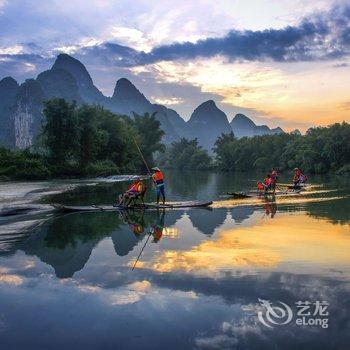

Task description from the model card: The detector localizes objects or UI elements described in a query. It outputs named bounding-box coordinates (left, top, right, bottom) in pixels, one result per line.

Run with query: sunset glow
left=137, top=213, right=350, bottom=276
left=0, top=0, right=349, bottom=130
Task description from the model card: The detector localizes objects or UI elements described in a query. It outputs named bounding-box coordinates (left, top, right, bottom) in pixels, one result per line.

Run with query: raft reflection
left=17, top=201, right=350, bottom=280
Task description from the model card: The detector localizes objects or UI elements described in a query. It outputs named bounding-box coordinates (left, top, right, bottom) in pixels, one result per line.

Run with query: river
left=0, top=171, right=349, bottom=349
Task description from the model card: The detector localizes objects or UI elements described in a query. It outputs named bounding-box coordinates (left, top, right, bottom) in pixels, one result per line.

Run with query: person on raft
left=293, top=168, right=308, bottom=186
left=118, top=178, right=146, bottom=207
left=257, top=174, right=273, bottom=193
left=270, top=168, right=278, bottom=193
left=123, top=211, right=145, bottom=235
left=151, top=167, right=165, bottom=205
left=151, top=209, right=165, bottom=242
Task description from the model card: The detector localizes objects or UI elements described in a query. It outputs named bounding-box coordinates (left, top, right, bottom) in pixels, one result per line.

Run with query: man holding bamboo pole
left=151, top=167, right=166, bottom=205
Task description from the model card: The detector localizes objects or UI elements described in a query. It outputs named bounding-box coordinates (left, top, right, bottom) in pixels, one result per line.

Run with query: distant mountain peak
left=53, top=53, right=85, bottom=68
left=115, top=77, right=135, bottom=88
left=188, top=99, right=231, bottom=151
left=190, top=100, right=229, bottom=122
left=231, top=113, right=284, bottom=137
left=197, top=99, right=218, bottom=110
left=52, top=53, right=104, bottom=103
left=231, top=113, right=256, bottom=127
left=53, top=53, right=82, bottom=67
left=52, top=53, right=93, bottom=86
left=0, top=76, right=19, bottom=87
left=112, top=78, right=148, bottom=103
left=274, top=127, right=284, bottom=132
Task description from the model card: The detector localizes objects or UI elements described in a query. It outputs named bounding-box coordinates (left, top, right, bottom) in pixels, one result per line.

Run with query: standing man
left=271, top=168, right=278, bottom=194
left=151, top=167, right=165, bottom=205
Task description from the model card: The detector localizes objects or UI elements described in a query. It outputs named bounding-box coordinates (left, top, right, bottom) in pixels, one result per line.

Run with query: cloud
left=137, top=5, right=350, bottom=65
left=0, top=272, right=23, bottom=286
left=2, top=4, right=350, bottom=70
left=340, top=101, right=350, bottom=110
left=6, top=2, right=345, bottom=72
left=1, top=2, right=349, bottom=72
left=332, top=62, right=349, bottom=68
left=195, top=334, right=238, bottom=349
left=0, top=53, right=51, bottom=81
left=151, top=96, right=184, bottom=106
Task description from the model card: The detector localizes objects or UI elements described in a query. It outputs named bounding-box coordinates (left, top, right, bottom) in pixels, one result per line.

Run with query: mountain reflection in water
left=0, top=171, right=349, bottom=349
left=15, top=204, right=350, bottom=279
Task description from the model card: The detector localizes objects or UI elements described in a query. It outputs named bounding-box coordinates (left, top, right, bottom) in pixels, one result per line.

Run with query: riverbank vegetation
left=157, top=138, right=213, bottom=170
left=0, top=97, right=349, bottom=180
left=213, top=122, right=350, bottom=174
left=158, top=122, right=350, bottom=175
left=0, top=99, right=164, bottom=179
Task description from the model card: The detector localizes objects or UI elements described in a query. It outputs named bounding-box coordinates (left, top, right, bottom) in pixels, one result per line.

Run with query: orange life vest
left=153, top=171, right=164, bottom=184
left=130, top=223, right=143, bottom=235
left=152, top=228, right=163, bottom=242
left=128, top=181, right=143, bottom=193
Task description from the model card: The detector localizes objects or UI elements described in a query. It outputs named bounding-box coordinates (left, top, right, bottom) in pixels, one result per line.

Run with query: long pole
left=132, top=231, right=152, bottom=271
left=133, top=138, right=152, bottom=176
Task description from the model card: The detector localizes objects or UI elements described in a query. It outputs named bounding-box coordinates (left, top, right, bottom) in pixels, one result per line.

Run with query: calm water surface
left=0, top=171, right=349, bottom=349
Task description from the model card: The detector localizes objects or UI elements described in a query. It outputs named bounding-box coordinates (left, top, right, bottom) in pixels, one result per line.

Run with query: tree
left=160, top=138, right=212, bottom=170
left=95, top=109, right=139, bottom=171
left=40, top=102, right=167, bottom=175
left=213, top=123, right=350, bottom=174
left=42, top=99, right=78, bottom=166
left=77, top=105, right=99, bottom=168
left=213, top=132, right=236, bottom=170
left=132, top=112, right=165, bottom=169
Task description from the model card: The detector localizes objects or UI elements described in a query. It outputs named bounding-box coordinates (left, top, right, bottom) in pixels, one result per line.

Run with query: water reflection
left=0, top=202, right=349, bottom=349
left=0, top=171, right=349, bottom=349
left=188, top=208, right=227, bottom=235
left=231, top=206, right=255, bottom=223
left=21, top=212, right=122, bottom=278
left=140, top=213, right=350, bottom=277
left=262, top=197, right=277, bottom=218
left=18, top=209, right=184, bottom=278
left=12, top=200, right=349, bottom=281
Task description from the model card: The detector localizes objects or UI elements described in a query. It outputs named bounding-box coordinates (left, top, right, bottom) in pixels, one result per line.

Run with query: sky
left=0, top=0, right=350, bottom=131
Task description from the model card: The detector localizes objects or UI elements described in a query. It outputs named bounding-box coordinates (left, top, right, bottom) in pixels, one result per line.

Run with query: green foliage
left=336, top=164, right=350, bottom=176
left=84, top=160, right=119, bottom=177
left=0, top=99, right=166, bottom=180
left=214, top=122, right=350, bottom=174
left=0, top=147, right=51, bottom=179
left=159, top=138, right=212, bottom=170
left=132, top=112, right=165, bottom=170
left=40, top=100, right=165, bottom=176
left=213, top=133, right=237, bottom=170
left=42, top=99, right=78, bottom=165
left=77, top=105, right=99, bottom=167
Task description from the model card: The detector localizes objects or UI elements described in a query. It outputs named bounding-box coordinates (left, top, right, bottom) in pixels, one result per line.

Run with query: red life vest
left=264, top=178, right=272, bottom=186
left=257, top=182, right=265, bottom=190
